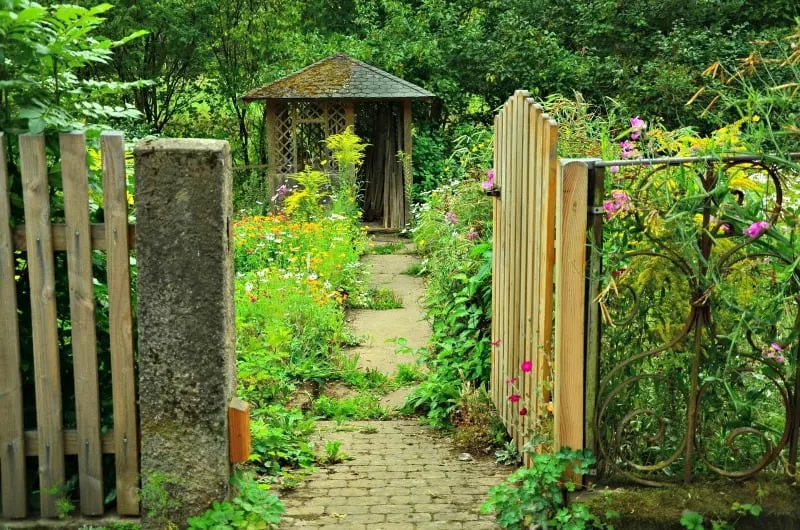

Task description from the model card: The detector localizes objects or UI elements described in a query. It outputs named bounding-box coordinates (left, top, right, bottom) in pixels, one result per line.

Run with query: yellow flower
left=752, top=115, right=760, bottom=122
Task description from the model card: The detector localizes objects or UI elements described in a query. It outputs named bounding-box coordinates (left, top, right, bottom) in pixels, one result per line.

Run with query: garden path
left=279, top=237, right=510, bottom=528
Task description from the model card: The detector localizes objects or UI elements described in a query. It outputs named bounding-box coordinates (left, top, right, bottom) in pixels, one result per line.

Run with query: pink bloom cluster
left=444, top=212, right=458, bottom=224
left=630, top=116, right=645, bottom=140
left=482, top=169, right=496, bottom=190
left=764, top=342, right=786, bottom=364
left=743, top=220, right=769, bottom=239
left=603, top=190, right=632, bottom=218
left=620, top=140, right=635, bottom=158
left=505, top=359, right=534, bottom=416
left=467, top=230, right=478, bottom=240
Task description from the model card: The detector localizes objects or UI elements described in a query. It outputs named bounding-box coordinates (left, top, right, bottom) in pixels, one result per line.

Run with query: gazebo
left=242, top=53, right=434, bottom=230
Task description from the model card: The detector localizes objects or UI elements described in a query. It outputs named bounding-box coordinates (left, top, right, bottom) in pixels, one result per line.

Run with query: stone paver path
left=280, top=421, right=510, bottom=529
left=279, top=239, right=511, bottom=528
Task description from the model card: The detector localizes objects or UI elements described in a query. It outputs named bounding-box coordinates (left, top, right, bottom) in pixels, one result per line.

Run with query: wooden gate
left=0, top=132, right=139, bottom=519
left=490, top=91, right=590, bottom=454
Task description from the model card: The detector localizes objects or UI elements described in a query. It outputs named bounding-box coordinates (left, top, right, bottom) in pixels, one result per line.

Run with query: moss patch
left=573, top=476, right=799, bottom=530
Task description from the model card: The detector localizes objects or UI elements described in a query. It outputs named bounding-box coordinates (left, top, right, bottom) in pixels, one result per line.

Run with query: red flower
left=508, top=394, right=520, bottom=403
left=505, top=377, right=518, bottom=385
left=519, top=408, right=528, bottom=416
left=521, top=360, right=533, bottom=373
left=491, top=339, right=502, bottom=347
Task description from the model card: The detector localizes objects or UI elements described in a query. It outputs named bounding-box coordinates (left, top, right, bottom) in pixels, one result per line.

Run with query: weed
left=395, top=363, right=425, bottom=385
left=320, top=440, right=348, bottom=465
left=188, top=471, right=283, bottom=529
left=401, top=262, right=425, bottom=276
left=369, top=242, right=405, bottom=255
left=348, top=287, right=403, bottom=309
left=494, top=441, right=521, bottom=466
left=312, top=393, right=387, bottom=421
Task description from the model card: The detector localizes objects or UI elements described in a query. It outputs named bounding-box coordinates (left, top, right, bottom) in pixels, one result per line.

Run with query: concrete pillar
left=134, top=139, right=236, bottom=528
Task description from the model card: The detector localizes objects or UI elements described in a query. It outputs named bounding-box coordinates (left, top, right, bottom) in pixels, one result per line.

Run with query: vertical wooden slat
left=538, top=120, right=558, bottom=407
left=528, top=106, right=544, bottom=426
left=518, top=99, right=531, bottom=445
left=61, top=132, right=104, bottom=515
left=491, top=113, right=500, bottom=410
left=533, top=109, right=549, bottom=416
left=502, top=99, right=512, bottom=435
left=101, top=132, right=139, bottom=515
left=0, top=132, right=28, bottom=519
left=554, top=160, right=589, bottom=460
left=507, top=94, right=518, bottom=441
left=20, top=134, right=65, bottom=518
left=512, top=91, right=526, bottom=442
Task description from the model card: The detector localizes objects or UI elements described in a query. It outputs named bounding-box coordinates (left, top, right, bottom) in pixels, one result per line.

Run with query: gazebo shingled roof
left=241, top=53, right=434, bottom=102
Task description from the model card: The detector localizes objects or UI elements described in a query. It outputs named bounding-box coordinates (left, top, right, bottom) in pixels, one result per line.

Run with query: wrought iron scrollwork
left=595, top=158, right=799, bottom=485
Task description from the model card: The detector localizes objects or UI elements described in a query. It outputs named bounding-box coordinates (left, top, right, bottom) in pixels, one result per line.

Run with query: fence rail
left=0, top=131, right=139, bottom=519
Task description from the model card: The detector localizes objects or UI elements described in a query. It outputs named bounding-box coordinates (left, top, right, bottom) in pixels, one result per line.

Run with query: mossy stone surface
left=573, top=476, right=799, bottom=530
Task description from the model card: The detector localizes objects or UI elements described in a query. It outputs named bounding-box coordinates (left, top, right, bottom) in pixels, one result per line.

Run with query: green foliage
left=348, top=287, right=403, bottom=310
left=394, top=363, right=425, bottom=385
left=0, top=0, right=146, bottom=133
left=139, top=473, right=184, bottom=526
left=311, top=393, right=387, bottom=421
left=320, top=440, right=347, bottom=465
left=187, top=472, right=284, bottom=530
left=368, top=242, right=405, bottom=255
left=680, top=501, right=762, bottom=529
left=248, top=407, right=316, bottom=475
left=482, top=444, right=618, bottom=530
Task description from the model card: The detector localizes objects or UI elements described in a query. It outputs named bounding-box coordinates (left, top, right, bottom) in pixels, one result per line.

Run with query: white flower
left=245, top=282, right=254, bottom=293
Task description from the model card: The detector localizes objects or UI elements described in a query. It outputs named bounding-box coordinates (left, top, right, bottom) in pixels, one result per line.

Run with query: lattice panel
left=273, top=104, right=294, bottom=175
left=328, top=103, right=347, bottom=135
left=296, top=101, right=324, bottom=123
left=296, top=122, right=326, bottom=169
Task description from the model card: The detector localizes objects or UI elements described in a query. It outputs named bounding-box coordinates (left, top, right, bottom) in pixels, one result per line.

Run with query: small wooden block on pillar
left=228, top=398, right=251, bottom=464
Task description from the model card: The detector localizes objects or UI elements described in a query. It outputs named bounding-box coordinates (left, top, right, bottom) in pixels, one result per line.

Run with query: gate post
left=583, top=160, right=604, bottom=466
left=135, top=139, right=236, bottom=528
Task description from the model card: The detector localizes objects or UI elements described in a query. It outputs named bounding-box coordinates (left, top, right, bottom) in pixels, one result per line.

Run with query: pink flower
left=491, top=339, right=502, bottom=346
left=444, top=212, right=458, bottom=224
left=610, top=165, right=620, bottom=174
left=519, top=408, right=528, bottom=416
left=603, top=190, right=632, bottom=218
left=277, top=185, right=288, bottom=195
left=521, top=360, right=533, bottom=373
left=743, top=220, right=769, bottom=239
left=776, top=356, right=785, bottom=364
left=508, top=394, right=521, bottom=403
left=482, top=169, right=496, bottom=190
left=630, top=116, right=645, bottom=130
left=467, top=230, right=478, bottom=240
left=720, top=223, right=730, bottom=234
left=631, top=131, right=641, bottom=140
left=505, top=377, right=518, bottom=385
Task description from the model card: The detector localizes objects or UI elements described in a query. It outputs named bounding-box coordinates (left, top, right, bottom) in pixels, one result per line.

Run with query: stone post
left=134, top=139, right=236, bottom=528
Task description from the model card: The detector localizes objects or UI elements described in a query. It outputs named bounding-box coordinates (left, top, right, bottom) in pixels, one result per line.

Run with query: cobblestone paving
left=279, top=421, right=511, bottom=529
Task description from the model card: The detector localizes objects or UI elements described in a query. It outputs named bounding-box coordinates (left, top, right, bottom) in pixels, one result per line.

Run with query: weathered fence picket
left=0, top=132, right=27, bottom=519
left=0, top=131, right=139, bottom=519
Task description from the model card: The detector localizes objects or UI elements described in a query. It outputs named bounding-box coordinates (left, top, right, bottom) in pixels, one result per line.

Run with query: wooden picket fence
left=490, top=91, right=589, bottom=455
left=0, top=132, right=139, bottom=519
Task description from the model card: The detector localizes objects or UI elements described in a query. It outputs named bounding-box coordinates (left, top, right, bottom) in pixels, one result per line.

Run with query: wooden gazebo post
left=402, top=100, right=413, bottom=227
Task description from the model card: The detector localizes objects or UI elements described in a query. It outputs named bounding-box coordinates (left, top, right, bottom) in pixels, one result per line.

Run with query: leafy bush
left=482, top=443, right=618, bottom=530
left=404, top=134, right=495, bottom=427
left=187, top=472, right=284, bottom=529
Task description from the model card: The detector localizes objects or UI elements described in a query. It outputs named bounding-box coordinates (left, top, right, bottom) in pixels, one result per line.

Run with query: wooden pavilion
left=242, top=53, right=434, bottom=230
